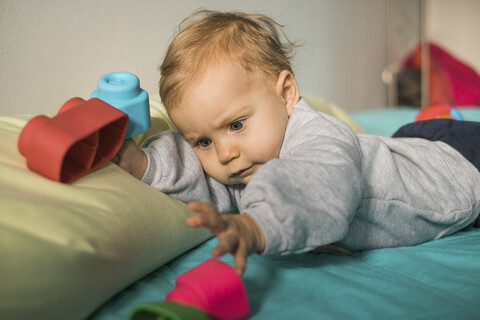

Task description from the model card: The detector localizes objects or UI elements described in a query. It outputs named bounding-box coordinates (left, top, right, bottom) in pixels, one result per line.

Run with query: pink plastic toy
left=129, top=259, right=250, bottom=320
left=167, top=259, right=250, bottom=320
left=18, top=97, right=128, bottom=183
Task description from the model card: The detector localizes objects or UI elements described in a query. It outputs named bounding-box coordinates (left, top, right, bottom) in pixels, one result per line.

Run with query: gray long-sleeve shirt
left=141, top=98, right=480, bottom=255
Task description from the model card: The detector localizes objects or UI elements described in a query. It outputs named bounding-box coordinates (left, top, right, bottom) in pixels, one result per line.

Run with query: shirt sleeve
left=140, top=131, right=238, bottom=213
left=240, top=111, right=364, bottom=255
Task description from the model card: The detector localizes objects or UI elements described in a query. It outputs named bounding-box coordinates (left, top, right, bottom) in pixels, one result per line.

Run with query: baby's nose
left=216, top=142, right=239, bottom=164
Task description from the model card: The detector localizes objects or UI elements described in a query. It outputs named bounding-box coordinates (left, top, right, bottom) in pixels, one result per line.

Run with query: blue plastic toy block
left=92, top=71, right=150, bottom=138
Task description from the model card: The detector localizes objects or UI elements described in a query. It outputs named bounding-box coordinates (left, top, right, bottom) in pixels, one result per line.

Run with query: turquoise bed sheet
left=352, top=106, right=480, bottom=136
left=90, top=231, right=480, bottom=319
left=89, top=107, right=480, bottom=320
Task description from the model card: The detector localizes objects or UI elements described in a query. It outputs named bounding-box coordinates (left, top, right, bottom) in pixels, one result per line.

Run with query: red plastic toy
left=18, top=97, right=128, bottom=183
left=129, top=259, right=250, bottom=320
left=415, top=104, right=463, bottom=122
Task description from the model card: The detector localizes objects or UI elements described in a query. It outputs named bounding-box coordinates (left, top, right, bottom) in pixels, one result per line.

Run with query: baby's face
left=169, top=62, right=292, bottom=184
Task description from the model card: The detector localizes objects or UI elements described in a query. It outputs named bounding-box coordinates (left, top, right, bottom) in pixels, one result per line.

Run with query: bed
left=1, top=96, right=479, bottom=320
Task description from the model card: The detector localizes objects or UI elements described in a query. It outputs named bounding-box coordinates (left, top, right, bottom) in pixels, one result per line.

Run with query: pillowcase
left=0, top=98, right=211, bottom=320
left=302, top=93, right=364, bottom=133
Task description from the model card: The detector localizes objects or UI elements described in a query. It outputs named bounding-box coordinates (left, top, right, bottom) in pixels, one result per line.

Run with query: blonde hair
left=159, top=9, right=297, bottom=111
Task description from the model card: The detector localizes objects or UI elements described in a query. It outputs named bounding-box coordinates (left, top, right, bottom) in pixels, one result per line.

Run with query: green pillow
left=0, top=98, right=211, bottom=319
left=302, top=93, right=364, bottom=133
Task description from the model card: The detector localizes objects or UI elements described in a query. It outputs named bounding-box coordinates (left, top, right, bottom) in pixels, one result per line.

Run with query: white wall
left=0, top=0, right=388, bottom=116
left=427, top=0, right=480, bottom=74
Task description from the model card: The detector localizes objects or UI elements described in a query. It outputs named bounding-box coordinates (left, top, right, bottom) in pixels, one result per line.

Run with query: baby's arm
left=186, top=202, right=265, bottom=276
left=112, top=138, right=148, bottom=180
left=114, top=131, right=238, bottom=214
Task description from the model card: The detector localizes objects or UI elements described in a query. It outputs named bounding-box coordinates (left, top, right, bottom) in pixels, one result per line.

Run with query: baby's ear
left=276, top=70, right=299, bottom=116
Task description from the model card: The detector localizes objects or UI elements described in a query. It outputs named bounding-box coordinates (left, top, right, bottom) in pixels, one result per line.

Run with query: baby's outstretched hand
left=112, top=138, right=148, bottom=180
left=186, top=202, right=265, bottom=276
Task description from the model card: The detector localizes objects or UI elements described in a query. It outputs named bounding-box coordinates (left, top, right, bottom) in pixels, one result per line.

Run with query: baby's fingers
left=218, top=234, right=248, bottom=276
left=188, top=201, right=216, bottom=215
left=212, top=232, right=248, bottom=276
left=186, top=202, right=226, bottom=232
left=233, top=249, right=248, bottom=276
left=212, top=231, right=238, bottom=257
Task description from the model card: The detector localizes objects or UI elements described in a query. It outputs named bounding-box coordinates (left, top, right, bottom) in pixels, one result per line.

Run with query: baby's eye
left=229, top=119, right=245, bottom=131
left=197, top=139, right=212, bottom=148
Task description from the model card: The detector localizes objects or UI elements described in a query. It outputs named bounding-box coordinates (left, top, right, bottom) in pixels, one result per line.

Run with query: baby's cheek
left=257, top=140, right=282, bottom=162
left=251, top=125, right=285, bottom=161
left=196, top=154, right=212, bottom=173
left=202, top=162, right=229, bottom=183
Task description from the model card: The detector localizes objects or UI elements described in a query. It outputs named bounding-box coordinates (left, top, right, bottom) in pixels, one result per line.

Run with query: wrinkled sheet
left=90, top=107, right=480, bottom=320
left=90, top=230, right=480, bottom=319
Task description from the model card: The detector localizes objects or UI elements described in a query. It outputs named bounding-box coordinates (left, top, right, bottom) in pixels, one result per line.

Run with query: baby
left=115, top=9, right=480, bottom=275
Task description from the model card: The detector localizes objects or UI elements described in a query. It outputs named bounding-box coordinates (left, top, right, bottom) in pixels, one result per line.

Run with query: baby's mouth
left=231, top=165, right=255, bottom=177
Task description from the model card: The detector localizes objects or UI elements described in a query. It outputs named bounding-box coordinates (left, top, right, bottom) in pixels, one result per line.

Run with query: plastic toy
left=129, top=259, right=250, bottom=320
left=91, top=71, right=150, bottom=139
left=18, top=97, right=128, bottom=183
left=130, top=301, right=209, bottom=320
left=18, top=71, right=151, bottom=183
left=415, top=105, right=463, bottom=122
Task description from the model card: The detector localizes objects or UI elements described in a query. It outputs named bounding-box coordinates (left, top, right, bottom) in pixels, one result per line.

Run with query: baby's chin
left=222, top=178, right=249, bottom=185
left=215, top=175, right=252, bottom=186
